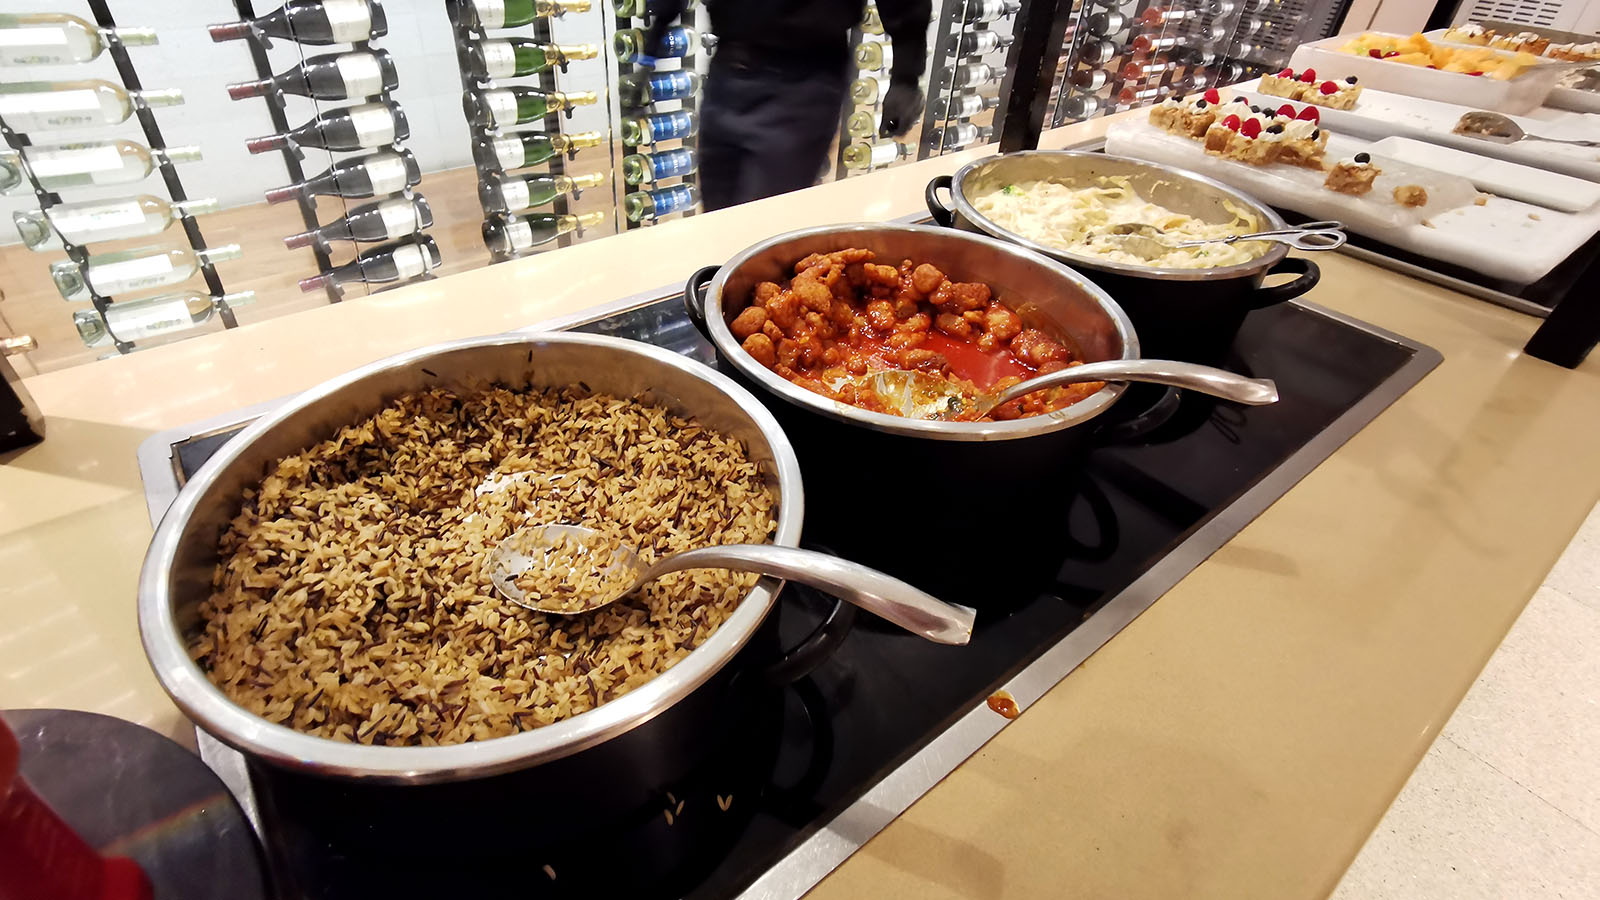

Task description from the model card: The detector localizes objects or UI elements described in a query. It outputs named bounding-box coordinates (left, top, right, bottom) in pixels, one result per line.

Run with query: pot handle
left=1248, top=256, right=1320, bottom=310
left=759, top=582, right=858, bottom=686
left=683, top=265, right=719, bottom=336
left=925, top=174, right=956, bottom=227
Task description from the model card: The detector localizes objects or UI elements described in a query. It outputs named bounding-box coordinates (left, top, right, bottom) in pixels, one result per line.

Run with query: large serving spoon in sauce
left=489, top=524, right=977, bottom=645
left=851, top=358, right=1279, bottom=421
left=1453, top=111, right=1600, bottom=148
left=1098, top=220, right=1346, bottom=261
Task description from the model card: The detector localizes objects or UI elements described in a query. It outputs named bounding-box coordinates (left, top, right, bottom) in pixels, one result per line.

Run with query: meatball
left=935, top=312, right=974, bottom=340
left=1010, top=328, right=1070, bottom=368
left=793, top=278, right=832, bottom=313
left=976, top=303, right=1021, bottom=352
left=911, top=263, right=945, bottom=296
left=730, top=305, right=768, bottom=340
left=742, top=333, right=776, bottom=367
left=865, top=299, right=896, bottom=332
left=754, top=282, right=782, bottom=304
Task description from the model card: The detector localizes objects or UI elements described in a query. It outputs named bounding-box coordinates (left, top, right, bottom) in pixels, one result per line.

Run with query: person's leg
left=734, top=65, right=850, bottom=203
left=695, top=64, right=748, bottom=212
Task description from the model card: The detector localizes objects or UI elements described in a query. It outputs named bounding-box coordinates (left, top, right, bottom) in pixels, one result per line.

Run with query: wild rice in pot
left=191, top=385, right=777, bottom=746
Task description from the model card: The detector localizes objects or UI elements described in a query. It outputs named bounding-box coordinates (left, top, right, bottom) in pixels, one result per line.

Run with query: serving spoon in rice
left=490, top=524, right=977, bottom=645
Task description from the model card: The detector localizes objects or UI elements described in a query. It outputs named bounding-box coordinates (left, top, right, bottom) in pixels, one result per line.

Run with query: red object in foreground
left=0, top=720, right=153, bottom=900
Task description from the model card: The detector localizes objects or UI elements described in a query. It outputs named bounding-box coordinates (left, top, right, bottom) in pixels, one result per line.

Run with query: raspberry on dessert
left=1369, top=48, right=1383, bottom=58
left=1383, top=50, right=1399, bottom=58
left=1320, top=81, right=1338, bottom=94
left=1222, top=114, right=1241, bottom=131
left=1300, top=68, right=1317, bottom=82
left=1467, top=70, right=1484, bottom=76
left=1203, top=88, right=1221, bottom=103
left=1277, top=67, right=1294, bottom=77
left=1297, top=106, right=1320, bottom=122
left=1241, top=118, right=1263, bottom=138
left=1277, top=103, right=1297, bottom=117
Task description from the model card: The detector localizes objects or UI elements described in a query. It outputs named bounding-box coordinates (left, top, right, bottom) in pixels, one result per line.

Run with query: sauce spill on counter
left=986, top=690, right=1020, bottom=720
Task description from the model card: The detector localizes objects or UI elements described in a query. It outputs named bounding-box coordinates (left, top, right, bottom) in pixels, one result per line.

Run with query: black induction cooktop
left=144, top=291, right=1437, bottom=900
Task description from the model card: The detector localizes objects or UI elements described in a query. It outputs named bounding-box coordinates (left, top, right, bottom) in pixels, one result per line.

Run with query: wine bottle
left=478, top=171, right=605, bottom=214
left=956, top=30, right=1012, bottom=55
left=621, top=110, right=696, bottom=146
left=483, top=210, right=604, bottom=259
left=843, top=140, right=909, bottom=170
left=935, top=123, right=991, bottom=151
left=466, top=39, right=597, bottom=79
left=940, top=63, right=999, bottom=90
left=14, top=195, right=219, bottom=250
left=1131, top=33, right=1181, bottom=54
left=623, top=184, right=697, bottom=222
left=264, top=148, right=419, bottom=203
left=456, top=0, right=592, bottom=28
left=75, top=291, right=255, bottom=347
left=209, top=0, right=387, bottom=45
left=612, top=0, right=646, bottom=15
left=0, top=141, right=200, bottom=194
left=845, top=109, right=879, bottom=139
left=614, top=26, right=695, bottom=63
left=855, top=41, right=892, bottom=71
left=471, top=129, right=603, bottom=170
left=245, top=100, right=408, bottom=154
left=299, top=236, right=441, bottom=292
left=861, top=6, right=884, bottom=34
left=963, top=0, right=1020, bottom=22
left=1139, top=6, right=1199, bottom=26
left=0, top=80, right=182, bottom=131
left=1061, top=94, right=1101, bottom=120
left=1087, top=11, right=1127, bottom=36
left=50, top=244, right=243, bottom=302
left=618, top=70, right=699, bottom=108
left=464, top=87, right=597, bottom=128
left=850, top=74, right=891, bottom=105
left=623, top=147, right=696, bottom=185
left=0, top=13, right=157, bottom=66
left=284, top=195, right=433, bottom=250
left=936, top=92, right=997, bottom=120
left=1079, top=40, right=1117, bottom=65
left=227, top=49, right=398, bottom=101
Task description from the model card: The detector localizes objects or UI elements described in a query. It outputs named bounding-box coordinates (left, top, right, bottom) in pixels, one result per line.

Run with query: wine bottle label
left=652, top=149, right=695, bottom=179
left=28, top=144, right=130, bottom=184
left=869, top=142, right=900, bottom=167
left=348, top=104, right=398, bottom=146
left=336, top=52, right=387, bottom=97
left=485, top=90, right=518, bottom=127
left=364, top=153, right=411, bottom=194
left=0, top=27, right=76, bottom=66
left=480, top=40, right=517, bottom=78
left=91, top=254, right=180, bottom=295
left=378, top=200, right=422, bottom=238
left=489, top=136, right=524, bottom=169
left=649, top=72, right=694, bottom=100
left=52, top=201, right=147, bottom=240
left=503, top=220, right=535, bottom=251
left=0, top=88, right=104, bottom=129
left=658, top=28, right=691, bottom=57
left=389, top=243, right=435, bottom=279
left=498, top=179, right=530, bottom=211
left=322, top=0, right=376, bottom=42
left=473, top=0, right=508, bottom=28
left=111, top=298, right=191, bottom=342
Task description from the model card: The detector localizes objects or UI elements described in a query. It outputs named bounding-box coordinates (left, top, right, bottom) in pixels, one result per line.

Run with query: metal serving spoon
left=851, top=358, right=1279, bottom=421
left=1098, top=220, right=1346, bottom=261
left=1453, top=111, right=1600, bottom=148
left=489, top=524, right=977, bottom=645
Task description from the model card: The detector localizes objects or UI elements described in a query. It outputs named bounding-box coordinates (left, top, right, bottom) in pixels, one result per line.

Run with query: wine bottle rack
left=224, top=0, right=434, bottom=299
left=1, top=0, right=238, bottom=356
left=609, top=0, right=705, bottom=228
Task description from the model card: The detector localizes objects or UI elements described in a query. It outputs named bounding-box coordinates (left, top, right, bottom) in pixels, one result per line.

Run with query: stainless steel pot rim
left=138, top=331, right=805, bottom=782
left=703, top=222, right=1138, bottom=442
left=945, top=150, right=1292, bottom=282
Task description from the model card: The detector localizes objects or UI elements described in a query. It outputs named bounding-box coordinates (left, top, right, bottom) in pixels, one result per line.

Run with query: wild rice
left=190, top=384, right=777, bottom=746
left=509, top=530, right=633, bottom=613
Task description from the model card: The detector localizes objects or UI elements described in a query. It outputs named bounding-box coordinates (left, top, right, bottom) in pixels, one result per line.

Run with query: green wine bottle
left=467, top=39, right=597, bottom=78
left=479, top=170, right=605, bottom=213
left=471, top=129, right=603, bottom=170
left=465, top=86, right=597, bottom=128
left=462, top=0, right=591, bottom=28
left=483, top=210, right=605, bottom=259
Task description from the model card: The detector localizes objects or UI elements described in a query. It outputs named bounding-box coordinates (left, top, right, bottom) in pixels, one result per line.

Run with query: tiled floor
left=1331, top=504, right=1600, bottom=899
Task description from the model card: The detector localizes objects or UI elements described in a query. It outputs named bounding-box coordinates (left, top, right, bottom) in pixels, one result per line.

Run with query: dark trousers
left=698, top=54, right=851, bottom=211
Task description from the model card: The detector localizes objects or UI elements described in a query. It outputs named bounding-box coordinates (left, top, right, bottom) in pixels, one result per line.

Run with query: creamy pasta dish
left=973, top=177, right=1265, bottom=269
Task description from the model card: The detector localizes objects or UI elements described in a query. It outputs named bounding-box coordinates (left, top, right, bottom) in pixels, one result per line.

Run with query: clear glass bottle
left=615, top=26, right=696, bottom=63
left=483, top=210, right=605, bottom=259
left=941, top=63, right=999, bottom=90
left=51, top=243, right=243, bottom=302
left=612, top=0, right=647, bottom=15
left=226, top=49, right=398, bottom=101
left=0, top=80, right=182, bottom=131
left=935, top=123, right=992, bottom=151
left=621, top=110, right=697, bottom=146
left=846, top=109, right=880, bottom=139
left=456, top=0, right=592, bottom=29
left=861, top=5, right=884, bottom=34
left=75, top=291, right=255, bottom=347
left=14, top=195, right=218, bottom=250
left=618, top=70, right=699, bottom=108
left=0, top=141, right=200, bottom=194
left=298, top=236, right=442, bottom=293
left=850, top=74, right=891, bottom=105
left=283, top=195, right=433, bottom=250
left=956, top=30, right=1012, bottom=55
left=478, top=171, right=605, bottom=214
left=471, top=130, right=604, bottom=170
left=622, top=148, right=697, bottom=185
left=0, top=13, right=157, bottom=66
left=855, top=41, right=892, bottom=71
left=464, top=87, right=597, bottom=128
left=465, top=39, right=597, bottom=79
left=209, top=0, right=387, bottom=44
left=1061, top=94, right=1100, bottom=120
left=935, top=92, right=997, bottom=120
left=246, top=101, right=409, bottom=154
left=963, top=1, right=1020, bottom=23
left=843, top=140, right=910, bottom=170
left=624, top=184, right=698, bottom=222
left=264, top=148, right=420, bottom=203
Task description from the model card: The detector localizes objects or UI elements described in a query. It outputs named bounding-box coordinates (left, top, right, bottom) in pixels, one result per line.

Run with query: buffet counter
left=4, top=112, right=1600, bottom=898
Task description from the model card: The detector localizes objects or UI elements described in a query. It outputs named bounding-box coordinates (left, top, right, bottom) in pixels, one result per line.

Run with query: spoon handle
left=991, top=359, right=1279, bottom=408
left=643, top=545, right=976, bottom=645
left=1531, top=135, right=1600, bottom=148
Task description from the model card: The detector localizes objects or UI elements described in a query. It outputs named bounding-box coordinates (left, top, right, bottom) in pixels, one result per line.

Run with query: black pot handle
left=1093, top=385, right=1182, bottom=445
left=925, top=174, right=956, bottom=227
left=758, top=581, right=857, bottom=686
left=683, top=265, right=719, bottom=337
left=1248, top=256, right=1320, bottom=310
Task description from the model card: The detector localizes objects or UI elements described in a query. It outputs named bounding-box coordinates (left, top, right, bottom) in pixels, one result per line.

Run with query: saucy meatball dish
left=728, top=248, right=1104, bottom=421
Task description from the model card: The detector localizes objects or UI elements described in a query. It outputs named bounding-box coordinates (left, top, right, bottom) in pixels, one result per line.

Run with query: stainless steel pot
left=138, top=333, right=807, bottom=782
left=926, top=151, right=1322, bottom=360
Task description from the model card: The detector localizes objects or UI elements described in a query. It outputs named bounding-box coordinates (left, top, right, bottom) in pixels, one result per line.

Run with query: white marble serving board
left=1104, top=119, right=1600, bottom=285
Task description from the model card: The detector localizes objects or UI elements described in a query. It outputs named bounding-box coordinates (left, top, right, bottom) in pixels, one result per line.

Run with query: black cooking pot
left=926, top=151, right=1321, bottom=362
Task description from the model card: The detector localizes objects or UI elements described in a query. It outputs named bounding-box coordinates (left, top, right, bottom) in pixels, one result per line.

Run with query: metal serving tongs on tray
left=1097, top=220, right=1346, bottom=261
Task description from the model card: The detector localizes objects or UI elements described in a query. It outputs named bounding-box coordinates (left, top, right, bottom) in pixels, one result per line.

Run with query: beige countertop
left=4, top=114, right=1599, bottom=899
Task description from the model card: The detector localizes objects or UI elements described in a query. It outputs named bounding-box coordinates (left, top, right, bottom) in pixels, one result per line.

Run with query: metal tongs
left=1096, top=220, right=1347, bottom=260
